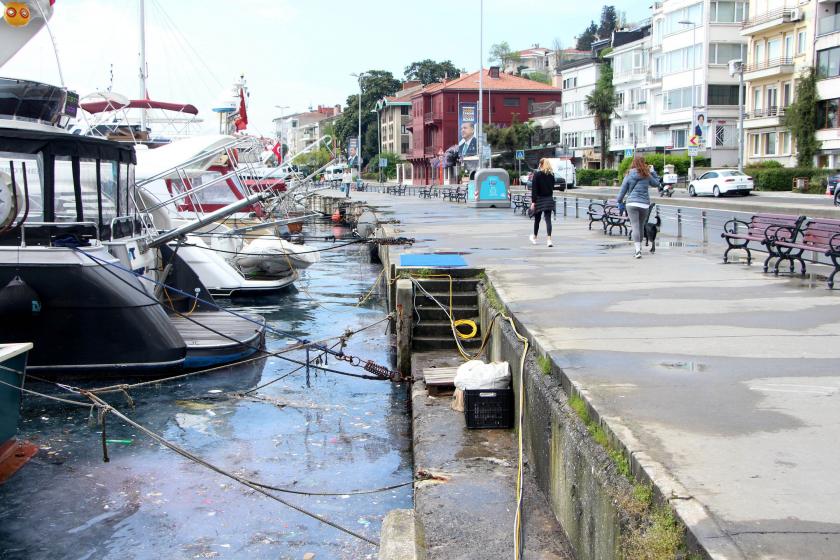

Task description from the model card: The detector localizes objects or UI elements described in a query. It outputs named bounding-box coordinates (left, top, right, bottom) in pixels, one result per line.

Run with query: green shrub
left=744, top=167, right=825, bottom=191
left=577, top=168, right=619, bottom=186
left=749, top=160, right=784, bottom=168
left=617, top=154, right=710, bottom=178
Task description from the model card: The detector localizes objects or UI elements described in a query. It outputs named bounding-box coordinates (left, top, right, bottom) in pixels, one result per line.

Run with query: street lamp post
left=477, top=0, right=484, bottom=170
left=350, top=72, right=368, bottom=197
left=729, top=59, right=745, bottom=172
left=679, top=19, right=698, bottom=179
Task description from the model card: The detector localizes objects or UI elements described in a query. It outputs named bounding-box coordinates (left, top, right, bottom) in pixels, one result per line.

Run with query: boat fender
left=0, top=275, right=41, bottom=316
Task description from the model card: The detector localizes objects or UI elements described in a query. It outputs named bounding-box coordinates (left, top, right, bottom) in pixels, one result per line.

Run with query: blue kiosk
left=466, top=168, right=511, bottom=208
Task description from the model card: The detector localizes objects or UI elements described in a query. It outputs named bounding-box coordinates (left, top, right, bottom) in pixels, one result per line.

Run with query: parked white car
left=688, top=169, right=754, bottom=197
left=523, top=158, right=577, bottom=190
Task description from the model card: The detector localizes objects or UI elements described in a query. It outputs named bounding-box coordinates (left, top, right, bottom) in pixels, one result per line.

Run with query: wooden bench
left=604, top=201, right=629, bottom=236
left=721, top=213, right=805, bottom=271
left=768, top=218, right=840, bottom=288
left=444, top=186, right=466, bottom=202
left=418, top=186, right=433, bottom=198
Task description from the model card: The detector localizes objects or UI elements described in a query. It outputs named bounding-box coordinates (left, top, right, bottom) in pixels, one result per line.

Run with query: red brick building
left=407, top=67, right=562, bottom=184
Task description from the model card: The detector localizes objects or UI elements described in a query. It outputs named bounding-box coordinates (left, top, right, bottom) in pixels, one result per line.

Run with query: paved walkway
left=350, top=190, right=840, bottom=559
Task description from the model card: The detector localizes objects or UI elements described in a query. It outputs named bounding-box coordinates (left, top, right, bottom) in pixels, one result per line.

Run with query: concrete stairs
left=408, top=272, right=482, bottom=352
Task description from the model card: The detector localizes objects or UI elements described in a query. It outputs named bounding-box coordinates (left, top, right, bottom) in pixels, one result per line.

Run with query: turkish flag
left=234, top=89, right=248, bottom=131
left=272, top=142, right=282, bottom=163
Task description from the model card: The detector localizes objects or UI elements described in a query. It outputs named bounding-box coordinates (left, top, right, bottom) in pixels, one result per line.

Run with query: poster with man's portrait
left=458, top=103, right=477, bottom=158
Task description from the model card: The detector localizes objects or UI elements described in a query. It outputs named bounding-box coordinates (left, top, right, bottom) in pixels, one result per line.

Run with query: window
left=665, top=86, right=701, bottom=110
left=753, top=87, right=762, bottom=112
left=753, top=41, right=765, bottom=66
left=797, top=30, right=807, bottom=55
left=653, top=55, right=663, bottom=78
left=784, top=34, right=794, bottom=59
left=817, top=46, right=840, bottom=78
left=782, top=82, right=792, bottom=107
left=613, top=124, right=625, bottom=142
left=401, top=125, right=408, bottom=134
left=763, top=132, right=776, bottom=155
left=400, top=106, right=410, bottom=115
left=701, top=171, right=719, bottom=179
left=503, top=97, right=520, bottom=107
left=709, top=43, right=747, bottom=64
left=664, top=44, right=703, bottom=74
left=562, top=76, right=577, bottom=89
left=710, top=1, right=747, bottom=23
left=817, top=98, right=840, bottom=129
left=766, top=86, right=778, bottom=110
left=751, top=133, right=760, bottom=156
left=653, top=20, right=663, bottom=46
left=672, top=129, right=688, bottom=148
left=628, top=87, right=647, bottom=109
left=708, top=84, right=741, bottom=105
left=781, top=131, right=791, bottom=154
left=616, top=91, right=625, bottom=109
left=664, top=3, right=703, bottom=35
left=767, top=38, right=781, bottom=61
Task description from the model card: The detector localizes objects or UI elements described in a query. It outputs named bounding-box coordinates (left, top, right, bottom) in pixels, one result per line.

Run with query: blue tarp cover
left=400, top=254, right=467, bottom=267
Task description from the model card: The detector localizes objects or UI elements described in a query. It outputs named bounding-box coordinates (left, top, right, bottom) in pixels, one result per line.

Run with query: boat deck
left=170, top=312, right=264, bottom=349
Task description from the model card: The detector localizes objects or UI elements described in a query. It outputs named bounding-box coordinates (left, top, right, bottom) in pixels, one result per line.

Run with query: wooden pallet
left=422, top=366, right=458, bottom=395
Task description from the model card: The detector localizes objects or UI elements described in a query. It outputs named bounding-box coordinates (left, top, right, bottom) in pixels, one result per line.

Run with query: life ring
left=453, top=319, right=478, bottom=340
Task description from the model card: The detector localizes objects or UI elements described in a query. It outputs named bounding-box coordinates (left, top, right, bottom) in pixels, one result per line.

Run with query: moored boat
left=0, top=342, right=37, bottom=483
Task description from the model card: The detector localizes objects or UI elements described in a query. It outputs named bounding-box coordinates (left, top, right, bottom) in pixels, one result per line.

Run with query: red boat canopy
left=80, top=99, right=199, bottom=115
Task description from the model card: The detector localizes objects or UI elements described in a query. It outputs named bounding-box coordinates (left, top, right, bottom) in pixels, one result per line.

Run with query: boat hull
left=0, top=248, right=187, bottom=375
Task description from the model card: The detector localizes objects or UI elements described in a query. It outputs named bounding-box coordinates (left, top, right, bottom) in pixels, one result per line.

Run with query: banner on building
left=458, top=102, right=477, bottom=158
left=692, top=108, right=707, bottom=145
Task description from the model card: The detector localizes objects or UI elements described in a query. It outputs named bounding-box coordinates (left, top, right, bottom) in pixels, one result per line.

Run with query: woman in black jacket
left=529, top=158, right=556, bottom=247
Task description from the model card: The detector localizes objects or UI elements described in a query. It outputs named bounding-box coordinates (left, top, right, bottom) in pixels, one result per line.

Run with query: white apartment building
left=555, top=57, right=604, bottom=168
left=273, top=108, right=337, bottom=157
left=742, top=0, right=813, bottom=166
left=607, top=25, right=654, bottom=159
left=650, top=0, right=746, bottom=167
left=815, top=0, right=840, bottom=167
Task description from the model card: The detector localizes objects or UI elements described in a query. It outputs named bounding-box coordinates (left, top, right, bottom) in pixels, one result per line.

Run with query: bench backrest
left=801, top=218, right=840, bottom=250
left=747, top=213, right=804, bottom=240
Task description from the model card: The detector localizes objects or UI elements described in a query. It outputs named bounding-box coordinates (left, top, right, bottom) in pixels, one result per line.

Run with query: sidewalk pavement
left=355, top=190, right=840, bottom=559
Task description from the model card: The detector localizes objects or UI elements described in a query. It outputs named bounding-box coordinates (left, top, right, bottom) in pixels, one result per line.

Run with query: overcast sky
left=5, top=0, right=650, bottom=136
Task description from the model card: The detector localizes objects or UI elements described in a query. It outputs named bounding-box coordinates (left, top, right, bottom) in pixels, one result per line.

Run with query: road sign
left=624, top=148, right=633, bottom=158
left=515, top=150, right=525, bottom=160
left=689, top=135, right=701, bottom=147
left=687, top=146, right=699, bottom=157
left=378, top=157, right=387, bottom=168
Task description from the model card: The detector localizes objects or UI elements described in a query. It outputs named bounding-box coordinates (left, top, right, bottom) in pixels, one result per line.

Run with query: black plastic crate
left=464, top=388, right=514, bottom=429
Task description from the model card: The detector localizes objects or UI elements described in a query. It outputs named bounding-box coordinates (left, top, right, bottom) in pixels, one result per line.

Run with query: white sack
left=453, top=360, right=511, bottom=390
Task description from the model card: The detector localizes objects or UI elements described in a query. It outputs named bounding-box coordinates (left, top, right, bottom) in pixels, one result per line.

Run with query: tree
left=585, top=63, right=616, bottom=168
left=598, top=5, right=618, bottom=40
left=576, top=21, right=599, bottom=51
left=783, top=67, right=820, bottom=167
left=334, top=70, right=401, bottom=163
left=525, top=71, right=551, bottom=85
left=404, top=59, right=460, bottom=85
left=552, top=38, right=566, bottom=70
left=489, top=41, right=520, bottom=69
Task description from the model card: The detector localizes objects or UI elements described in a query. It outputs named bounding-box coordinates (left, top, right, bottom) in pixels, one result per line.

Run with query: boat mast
left=138, top=0, right=148, bottom=132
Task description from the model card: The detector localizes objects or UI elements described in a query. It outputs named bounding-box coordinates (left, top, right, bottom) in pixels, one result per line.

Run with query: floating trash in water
left=105, top=439, right=133, bottom=445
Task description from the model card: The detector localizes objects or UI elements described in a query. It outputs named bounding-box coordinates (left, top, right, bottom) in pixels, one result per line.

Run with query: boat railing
left=109, top=213, right=156, bottom=240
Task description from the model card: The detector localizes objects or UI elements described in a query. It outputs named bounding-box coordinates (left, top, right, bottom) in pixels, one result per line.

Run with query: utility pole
left=477, top=0, right=484, bottom=171
left=680, top=19, right=698, bottom=179
left=350, top=72, right=368, bottom=197
left=726, top=60, right=746, bottom=171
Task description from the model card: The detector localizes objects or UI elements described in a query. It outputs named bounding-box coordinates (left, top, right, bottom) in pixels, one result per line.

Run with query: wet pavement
left=350, top=189, right=840, bottom=559
left=0, top=221, right=411, bottom=560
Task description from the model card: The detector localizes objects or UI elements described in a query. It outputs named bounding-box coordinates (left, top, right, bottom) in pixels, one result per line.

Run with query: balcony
left=818, top=13, right=840, bottom=36
left=423, top=111, right=442, bottom=125
left=741, top=8, right=800, bottom=35
left=743, top=57, right=795, bottom=80
left=744, top=106, right=787, bottom=128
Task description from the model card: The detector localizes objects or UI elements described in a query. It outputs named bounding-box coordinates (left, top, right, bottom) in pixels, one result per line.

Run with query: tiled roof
left=415, top=69, right=560, bottom=95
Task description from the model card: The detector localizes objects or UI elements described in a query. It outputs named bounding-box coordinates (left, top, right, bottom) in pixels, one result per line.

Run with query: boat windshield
left=0, top=153, right=44, bottom=221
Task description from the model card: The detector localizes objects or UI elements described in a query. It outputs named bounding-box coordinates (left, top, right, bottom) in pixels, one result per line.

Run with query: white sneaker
left=546, top=237, right=553, bottom=247
left=634, top=250, right=642, bottom=259
left=529, top=235, right=537, bottom=245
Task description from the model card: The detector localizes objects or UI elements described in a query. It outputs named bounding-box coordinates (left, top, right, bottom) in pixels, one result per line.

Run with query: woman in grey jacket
left=616, top=156, right=660, bottom=259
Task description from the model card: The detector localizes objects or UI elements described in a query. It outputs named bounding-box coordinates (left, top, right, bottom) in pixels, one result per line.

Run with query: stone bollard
left=395, top=279, right=413, bottom=378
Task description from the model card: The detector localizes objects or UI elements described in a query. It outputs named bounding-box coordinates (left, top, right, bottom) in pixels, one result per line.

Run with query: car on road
left=523, top=158, right=576, bottom=191
left=688, top=169, right=753, bottom=197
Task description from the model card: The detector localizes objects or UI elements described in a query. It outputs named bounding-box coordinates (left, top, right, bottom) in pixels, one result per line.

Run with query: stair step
left=413, top=320, right=472, bottom=338
left=412, top=335, right=484, bottom=352
left=415, top=305, right=477, bottom=321
left=410, top=277, right=482, bottom=293
left=414, top=291, right=478, bottom=307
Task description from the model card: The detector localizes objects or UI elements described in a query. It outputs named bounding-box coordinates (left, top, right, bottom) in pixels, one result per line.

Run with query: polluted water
left=0, top=219, right=412, bottom=560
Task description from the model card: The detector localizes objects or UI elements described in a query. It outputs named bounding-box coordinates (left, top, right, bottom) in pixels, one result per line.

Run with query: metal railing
left=742, top=8, right=796, bottom=29
left=746, top=106, right=787, bottom=119
left=745, top=57, right=794, bottom=73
